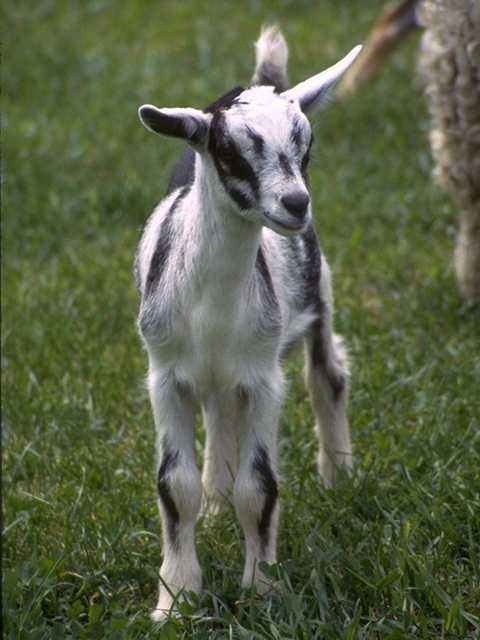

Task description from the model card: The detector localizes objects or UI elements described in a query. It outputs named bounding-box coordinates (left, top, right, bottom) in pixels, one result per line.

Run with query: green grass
left=2, top=1, right=479, bottom=638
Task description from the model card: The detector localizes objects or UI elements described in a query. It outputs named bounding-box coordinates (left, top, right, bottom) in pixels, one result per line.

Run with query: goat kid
left=136, top=27, right=361, bottom=619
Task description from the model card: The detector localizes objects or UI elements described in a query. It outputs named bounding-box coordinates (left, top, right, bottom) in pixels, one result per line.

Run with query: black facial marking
left=157, top=445, right=180, bottom=548
left=223, top=141, right=258, bottom=190
left=228, top=186, right=253, bottom=210
left=246, top=127, right=265, bottom=157
left=290, top=120, right=304, bottom=150
left=145, top=185, right=189, bottom=298
left=252, top=446, right=278, bottom=554
left=301, top=135, right=314, bottom=180
left=210, top=113, right=258, bottom=193
left=166, top=87, right=245, bottom=196
left=209, top=111, right=260, bottom=206
left=278, top=152, right=294, bottom=177
left=301, top=149, right=310, bottom=173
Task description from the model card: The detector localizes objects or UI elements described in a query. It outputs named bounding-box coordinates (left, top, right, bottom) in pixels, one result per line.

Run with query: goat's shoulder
left=136, top=185, right=190, bottom=299
left=263, top=222, right=322, bottom=308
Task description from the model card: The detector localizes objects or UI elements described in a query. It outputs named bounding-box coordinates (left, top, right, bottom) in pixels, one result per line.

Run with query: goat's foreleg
left=233, top=372, right=284, bottom=593
left=148, top=363, right=202, bottom=621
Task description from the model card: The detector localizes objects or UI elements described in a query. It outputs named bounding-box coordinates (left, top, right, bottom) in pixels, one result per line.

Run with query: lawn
left=2, top=1, right=479, bottom=638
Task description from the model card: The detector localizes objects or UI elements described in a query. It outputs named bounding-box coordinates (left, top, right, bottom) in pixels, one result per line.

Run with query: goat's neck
left=184, top=156, right=261, bottom=293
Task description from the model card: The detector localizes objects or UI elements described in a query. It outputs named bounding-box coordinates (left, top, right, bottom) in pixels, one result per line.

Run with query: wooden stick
left=338, top=0, right=419, bottom=98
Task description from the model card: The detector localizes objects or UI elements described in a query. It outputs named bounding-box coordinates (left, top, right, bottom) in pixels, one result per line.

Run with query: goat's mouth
left=262, top=211, right=307, bottom=234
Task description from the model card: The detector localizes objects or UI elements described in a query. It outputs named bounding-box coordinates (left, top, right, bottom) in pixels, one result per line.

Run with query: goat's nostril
left=280, top=191, right=310, bottom=217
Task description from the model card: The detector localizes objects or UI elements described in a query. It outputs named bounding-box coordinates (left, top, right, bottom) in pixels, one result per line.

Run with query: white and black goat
left=135, top=27, right=361, bottom=619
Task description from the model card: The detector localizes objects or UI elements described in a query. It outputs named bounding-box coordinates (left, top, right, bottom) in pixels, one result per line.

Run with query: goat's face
left=208, top=88, right=312, bottom=235
left=138, top=45, right=361, bottom=236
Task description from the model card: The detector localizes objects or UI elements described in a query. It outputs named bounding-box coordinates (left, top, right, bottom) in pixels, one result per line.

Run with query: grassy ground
left=2, top=1, right=479, bottom=638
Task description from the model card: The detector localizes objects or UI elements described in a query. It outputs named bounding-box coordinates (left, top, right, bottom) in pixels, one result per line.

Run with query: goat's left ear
left=138, top=105, right=211, bottom=148
left=282, top=45, right=362, bottom=113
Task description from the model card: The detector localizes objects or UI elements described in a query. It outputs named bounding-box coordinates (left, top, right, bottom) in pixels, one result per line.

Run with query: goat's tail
left=251, top=25, right=289, bottom=91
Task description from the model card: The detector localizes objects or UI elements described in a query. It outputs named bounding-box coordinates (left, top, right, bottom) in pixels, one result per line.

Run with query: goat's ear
left=138, top=105, right=211, bottom=148
left=282, top=45, right=362, bottom=114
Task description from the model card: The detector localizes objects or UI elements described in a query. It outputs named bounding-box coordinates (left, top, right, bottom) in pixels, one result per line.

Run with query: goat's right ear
left=138, top=105, right=211, bottom=148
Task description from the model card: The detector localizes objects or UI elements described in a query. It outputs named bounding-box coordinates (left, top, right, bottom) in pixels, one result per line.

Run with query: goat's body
left=135, top=26, right=358, bottom=619
left=137, top=112, right=323, bottom=396
left=138, top=226, right=320, bottom=387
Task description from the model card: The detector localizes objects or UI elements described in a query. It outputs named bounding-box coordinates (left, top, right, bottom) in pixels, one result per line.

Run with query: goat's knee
left=153, top=445, right=202, bottom=619
left=234, top=445, right=279, bottom=592
left=157, top=448, right=202, bottom=547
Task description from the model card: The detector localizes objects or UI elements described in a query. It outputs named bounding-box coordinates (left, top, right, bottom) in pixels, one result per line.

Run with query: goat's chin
left=261, top=212, right=309, bottom=236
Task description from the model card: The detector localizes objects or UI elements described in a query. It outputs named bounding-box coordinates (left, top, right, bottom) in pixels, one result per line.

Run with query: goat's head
left=139, top=45, right=361, bottom=236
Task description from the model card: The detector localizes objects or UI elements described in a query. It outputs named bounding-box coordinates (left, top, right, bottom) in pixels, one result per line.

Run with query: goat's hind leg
left=147, top=361, right=202, bottom=620
left=305, top=261, right=352, bottom=488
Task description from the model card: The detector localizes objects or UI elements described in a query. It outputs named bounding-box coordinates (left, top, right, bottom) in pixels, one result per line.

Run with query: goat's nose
left=281, top=191, right=310, bottom=218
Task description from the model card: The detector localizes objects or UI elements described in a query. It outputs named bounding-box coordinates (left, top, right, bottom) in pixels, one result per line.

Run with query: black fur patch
left=157, top=445, right=180, bottom=548
left=310, top=318, right=346, bottom=401
left=300, top=135, right=313, bottom=182
left=229, top=186, right=253, bottom=210
left=166, top=146, right=196, bottom=194
left=246, top=127, right=265, bottom=157
left=255, top=61, right=288, bottom=92
left=301, top=150, right=310, bottom=179
left=204, top=86, right=245, bottom=114
left=255, top=246, right=281, bottom=336
left=256, top=246, right=280, bottom=310
left=300, top=223, right=322, bottom=310
left=252, top=446, right=278, bottom=553
left=290, top=119, right=304, bottom=150
left=256, top=246, right=274, bottom=297
left=278, top=152, right=294, bottom=177
left=277, top=223, right=322, bottom=358
left=144, top=186, right=189, bottom=298
left=209, top=111, right=259, bottom=204
left=166, top=86, right=245, bottom=196
left=141, top=107, right=208, bottom=146
left=310, top=318, right=327, bottom=369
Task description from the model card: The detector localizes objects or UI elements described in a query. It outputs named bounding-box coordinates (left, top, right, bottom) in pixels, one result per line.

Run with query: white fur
left=252, top=25, right=289, bottom=89
left=255, top=25, right=288, bottom=70
left=137, top=27, right=359, bottom=620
